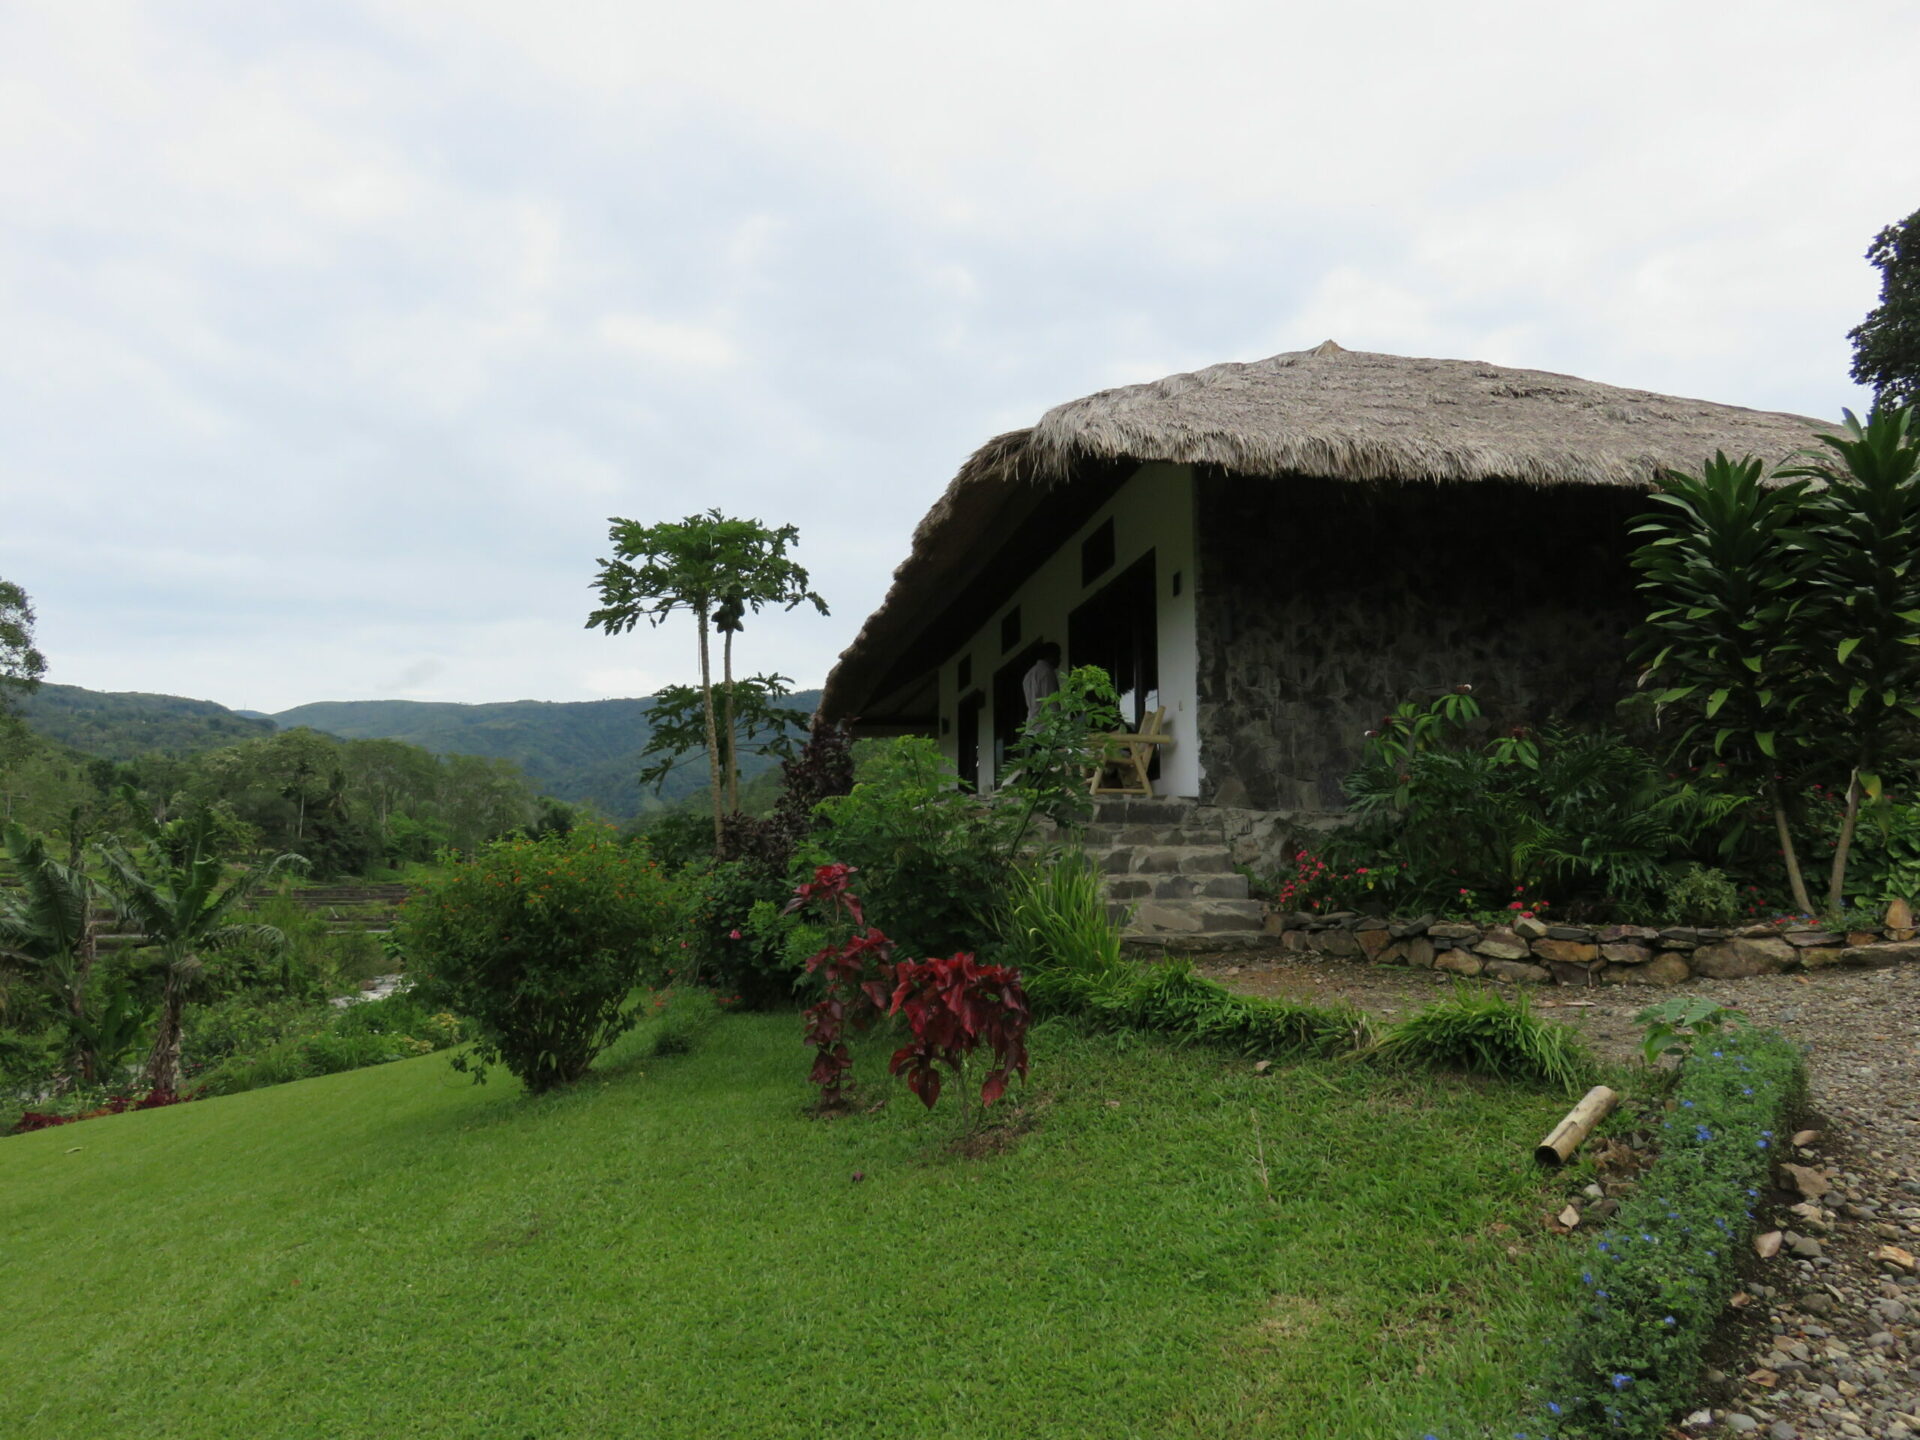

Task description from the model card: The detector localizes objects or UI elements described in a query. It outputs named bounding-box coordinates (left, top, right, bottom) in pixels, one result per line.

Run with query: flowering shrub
left=1271, top=847, right=1399, bottom=913
left=399, top=828, right=679, bottom=1093
left=887, top=953, right=1030, bottom=1113
left=1530, top=1027, right=1805, bottom=1436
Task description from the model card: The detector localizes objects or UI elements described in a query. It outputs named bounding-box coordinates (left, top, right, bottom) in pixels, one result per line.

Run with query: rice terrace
left=5, top=10, right=1920, bottom=1440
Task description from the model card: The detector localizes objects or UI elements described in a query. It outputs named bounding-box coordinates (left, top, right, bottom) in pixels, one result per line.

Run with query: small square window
left=1081, top=519, right=1116, bottom=586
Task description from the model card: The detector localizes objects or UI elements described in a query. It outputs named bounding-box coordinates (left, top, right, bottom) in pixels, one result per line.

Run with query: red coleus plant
left=785, top=863, right=896, bottom=1107
left=887, top=953, right=1030, bottom=1112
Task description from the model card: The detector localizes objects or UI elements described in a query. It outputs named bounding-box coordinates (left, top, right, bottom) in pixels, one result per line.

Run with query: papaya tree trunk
left=722, top=626, right=739, bottom=814
left=1768, top=781, right=1815, bottom=917
left=697, top=609, right=724, bottom=857
left=1825, top=770, right=1864, bottom=918
left=141, top=964, right=186, bottom=1095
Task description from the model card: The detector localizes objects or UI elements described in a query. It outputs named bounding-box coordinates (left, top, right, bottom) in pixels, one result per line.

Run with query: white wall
left=935, top=462, right=1202, bottom=798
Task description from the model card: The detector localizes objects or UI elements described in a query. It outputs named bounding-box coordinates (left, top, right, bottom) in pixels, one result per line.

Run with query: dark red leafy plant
left=888, top=953, right=1030, bottom=1112
left=785, top=863, right=896, bottom=1107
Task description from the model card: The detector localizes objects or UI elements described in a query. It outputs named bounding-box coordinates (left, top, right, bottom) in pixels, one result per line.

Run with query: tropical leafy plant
left=95, top=810, right=304, bottom=1093
left=783, top=862, right=897, bottom=1108
left=0, top=822, right=101, bottom=1078
left=1002, top=664, right=1124, bottom=840
left=1632, top=995, right=1749, bottom=1069
left=1366, top=984, right=1590, bottom=1094
left=999, top=850, right=1127, bottom=1012
left=887, top=952, right=1031, bottom=1116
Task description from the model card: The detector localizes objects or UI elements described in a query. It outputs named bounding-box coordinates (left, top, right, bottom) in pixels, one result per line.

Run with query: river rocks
left=1602, top=952, right=1692, bottom=986
left=1600, top=941, right=1653, bottom=966
left=1435, top=949, right=1484, bottom=977
left=1514, top=915, right=1550, bottom=940
left=1534, top=937, right=1600, bottom=967
left=1378, top=936, right=1435, bottom=969
left=1598, top=923, right=1661, bottom=943
left=1482, top=959, right=1549, bottom=984
left=1545, top=959, right=1599, bottom=986
left=1839, top=940, right=1920, bottom=969
left=1428, top=922, right=1478, bottom=940
left=1692, top=936, right=1796, bottom=979
left=1473, top=927, right=1531, bottom=960
left=1356, top=927, right=1393, bottom=960
left=1316, top=928, right=1362, bottom=958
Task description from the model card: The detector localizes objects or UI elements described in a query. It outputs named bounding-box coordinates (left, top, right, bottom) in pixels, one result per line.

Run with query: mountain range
left=17, top=683, right=821, bottom=820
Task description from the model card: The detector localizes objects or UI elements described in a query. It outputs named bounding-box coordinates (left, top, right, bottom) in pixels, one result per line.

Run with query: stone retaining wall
left=1269, top=909, right=1920, bottom=985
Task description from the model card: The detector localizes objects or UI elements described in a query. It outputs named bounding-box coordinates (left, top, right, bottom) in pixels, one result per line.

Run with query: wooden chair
left=1089, top=707, right=1172, bottom=797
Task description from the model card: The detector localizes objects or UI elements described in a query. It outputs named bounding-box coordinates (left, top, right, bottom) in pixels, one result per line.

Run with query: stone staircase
left=1075, top=799, right=1269, bottom=949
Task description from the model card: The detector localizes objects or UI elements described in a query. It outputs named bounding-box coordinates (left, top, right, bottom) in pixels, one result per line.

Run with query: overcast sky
left=1, top=1, right=1910, bottom=713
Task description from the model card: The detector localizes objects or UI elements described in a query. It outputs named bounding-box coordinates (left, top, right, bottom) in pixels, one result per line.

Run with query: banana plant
left=1779, top=405, right=1920, bottom=912
left=0, top=821, right=101, bottom=1079
left=95, top=809, right=304, bottom=1094
left=1628, top=453, right=1818, bottom=914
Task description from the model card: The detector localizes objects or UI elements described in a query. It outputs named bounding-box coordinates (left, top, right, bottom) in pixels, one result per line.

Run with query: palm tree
left=96, top=811, right=303, bottom=1094
left=0, top=821, right=99, bottom=1079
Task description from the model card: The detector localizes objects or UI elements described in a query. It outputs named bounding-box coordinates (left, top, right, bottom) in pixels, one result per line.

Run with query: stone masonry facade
left=1192, top=473, right=1647, bottom=811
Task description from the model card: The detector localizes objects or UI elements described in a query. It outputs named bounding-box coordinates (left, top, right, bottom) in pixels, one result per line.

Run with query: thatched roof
left=821, top=342, right=1835, bottom=722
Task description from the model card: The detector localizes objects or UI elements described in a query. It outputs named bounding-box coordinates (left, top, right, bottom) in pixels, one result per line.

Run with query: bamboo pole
left=1534, top=1085, right=1619, bottom=1167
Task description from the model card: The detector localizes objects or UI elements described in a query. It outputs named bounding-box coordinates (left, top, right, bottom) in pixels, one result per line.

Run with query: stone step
left=1104, top=872, right=1252, bottom=903
left=1099, top=846, right=1238, bottom=877
left=1110, top=897, right=1269, bottom=944
left=1080, top=822, right=1229, bottom=850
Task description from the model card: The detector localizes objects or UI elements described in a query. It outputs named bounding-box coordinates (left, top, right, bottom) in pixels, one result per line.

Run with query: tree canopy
left=1848, top=207, right=1920, bottom=411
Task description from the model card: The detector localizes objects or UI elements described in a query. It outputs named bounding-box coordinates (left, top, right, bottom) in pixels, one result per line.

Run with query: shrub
left=1532, top=1029, right=1805, bottom=1436
left=999, top=851, right=1126, bottom=1012
left=1056, top=958, right=1371, bottom=1060
left=398, top=829, right=679, bottom=1093
left=805, top=737, right=1015, bottom=959
left=887, top=952, right=1031, bottom=1113
left=1659, top=863, right=1741, bottom=927
left=677, top=860, right=813, bottom=1008
left=1367, top=984, right=1590, bottom=1094
left=785, top=863, right=897, bottom=1107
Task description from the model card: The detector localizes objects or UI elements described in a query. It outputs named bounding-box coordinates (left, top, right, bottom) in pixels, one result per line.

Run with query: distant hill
left=17, top=683, right=275, bottom=759
left=272, top=691, right=822, bottom=820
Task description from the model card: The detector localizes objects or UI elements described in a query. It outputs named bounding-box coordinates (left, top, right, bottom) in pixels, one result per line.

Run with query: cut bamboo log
left=1534, top=1085, right=1619, bottom=1167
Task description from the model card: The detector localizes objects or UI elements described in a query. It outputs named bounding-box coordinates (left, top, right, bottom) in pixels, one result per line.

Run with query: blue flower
left=1712, top=1049, right=1724, bottom=1057
left=1662, top=1315, right=1676, bottom=1326
left=1696, top=1125, right=1712, bottom=1141
left=1742, top=1086, right=1754, bottom=1095
left=1680, top=1099, right=1694, bottom=1108
left=1611, top=1372, right=1633, bottom=1390
left=1546, top=1401, right=1562, bottom=1416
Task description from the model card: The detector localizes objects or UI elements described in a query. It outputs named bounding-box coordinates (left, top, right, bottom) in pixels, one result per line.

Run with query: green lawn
left=1, top=1014, right=1580, bottom=1439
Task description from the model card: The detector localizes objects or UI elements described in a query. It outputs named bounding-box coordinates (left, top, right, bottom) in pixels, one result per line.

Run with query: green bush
left=193, top=992, right=464, bottom=1096
left=399, top=829, right=679, bottom=1093
left=1659, top=863, right=1741, bottom=927
left=999, top=851, right=1126, bottom=1012
left=805, top=737, right=1015, bottom=960
left=1366, top=984, right=1591, bottom=1094
left=1052, top=958, right=1371, bottom=1060
left=676, top=860, right=815, bottom=1009
left=1533, top=1028, right=1805, bottom=1436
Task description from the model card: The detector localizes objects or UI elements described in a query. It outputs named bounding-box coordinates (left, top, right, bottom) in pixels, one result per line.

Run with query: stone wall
left=1272, top=910, right=1920, bottom=986
left=1193, top=473, right=1646, bottom=811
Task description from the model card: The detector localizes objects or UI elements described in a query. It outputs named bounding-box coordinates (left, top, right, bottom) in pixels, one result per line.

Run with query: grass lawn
left=1, top=1012, right=1581, bottom=1439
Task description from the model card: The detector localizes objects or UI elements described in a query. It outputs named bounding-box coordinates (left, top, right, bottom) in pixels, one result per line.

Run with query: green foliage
left=805, top=736, right=1016, bottom=960
left=1849, top=206, right=1920, bottom=411
left=0, top=578, right=47, bottom=714
left=675, top=860, right=817, bottom=1008
left=196, top=992, right=463, bottom=1097
left=1632, top=995, right=1749, bottom=1069
left=1341, top=692, right=1744, bottom=916
left=999, top=850, right=1127, bottom=1012
left=399, top=829, right=678, bottom=1092
left=637, top=676, right=809, bottom=794
left=1365, top=984, right=1591, bottom=1094
left=1051, top=957, right=1372, bottom=1060
left=1535, top=1029, right=1806, bottom=1436
left=1658, top=863, right=1741, bottom=927
left=1838, top=798, right=1920, bottom=904
left=1002, top=665, right=1124, bottom=837
left=16, top=682, right=272, bottom=758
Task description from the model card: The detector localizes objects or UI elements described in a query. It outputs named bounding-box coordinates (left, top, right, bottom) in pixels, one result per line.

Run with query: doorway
left=1069, top=551, right=1158, bottom=728
left=955, top=691, right=984, bottom=791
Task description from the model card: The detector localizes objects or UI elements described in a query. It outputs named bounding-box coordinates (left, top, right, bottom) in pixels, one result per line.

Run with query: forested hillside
left=273, top=691, right=821, bottom=820
left=19, top=683, right=274, bottom=758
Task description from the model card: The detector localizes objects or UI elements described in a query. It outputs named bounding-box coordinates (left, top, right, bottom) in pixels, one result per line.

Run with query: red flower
left=729, top=928, right=743, bottom=940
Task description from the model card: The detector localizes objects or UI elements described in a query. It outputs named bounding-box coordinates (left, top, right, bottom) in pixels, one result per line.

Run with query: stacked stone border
left=1267, top=910, right=1920, bottom=985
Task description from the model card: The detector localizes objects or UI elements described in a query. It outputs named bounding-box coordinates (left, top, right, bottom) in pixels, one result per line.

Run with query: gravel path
left=1198, top=950, right=1920, bottom=1437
